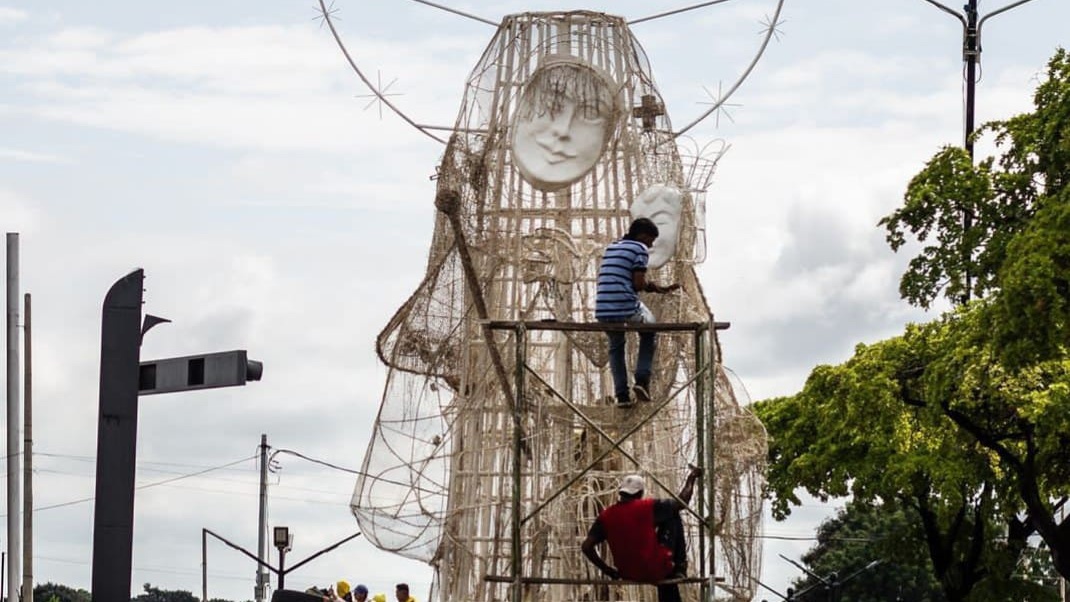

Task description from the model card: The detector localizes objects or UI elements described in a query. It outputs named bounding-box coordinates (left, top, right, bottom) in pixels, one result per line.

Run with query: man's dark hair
left=625, top=217, right=659, bottom=240
left=396, top=584, right=409, bottom=592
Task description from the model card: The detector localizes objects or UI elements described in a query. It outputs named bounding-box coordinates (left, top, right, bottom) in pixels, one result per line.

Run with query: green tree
left=880, top=145, right=996, bottom=308
left=786, top=500, right=944, bottom=602
left=33, top=582, right=91, bottom=602
left=132, top=583, right=199, bottom=602
left=760, top=46, right=1070, bottom=592
left=753, top=330, right=1037, bottom=601
left=884, top=47, right=1070, bottom=580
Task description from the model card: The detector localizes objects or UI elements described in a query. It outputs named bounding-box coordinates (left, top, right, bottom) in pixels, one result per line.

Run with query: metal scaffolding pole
left=491, top=319, right=716, bottom=598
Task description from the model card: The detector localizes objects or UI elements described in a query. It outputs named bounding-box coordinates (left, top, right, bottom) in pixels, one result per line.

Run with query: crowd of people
left=306, top=581, right=416, bottom=602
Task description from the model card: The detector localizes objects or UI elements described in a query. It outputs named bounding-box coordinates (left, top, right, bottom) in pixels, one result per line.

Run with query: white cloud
left=0, top=6, right=27, bottom=26
left=0, top=147, right=67, bottom=163
left=0, top=187, right=44, bottom=231
left=0, top=23, right=481, bottom=152
left=45, top=26, right=114, bottom=48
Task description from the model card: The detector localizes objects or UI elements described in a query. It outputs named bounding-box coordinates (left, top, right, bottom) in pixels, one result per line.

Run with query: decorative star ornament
left=355, top=70, right=403, bottom=120
left=697, top=81, right=742, bottom=128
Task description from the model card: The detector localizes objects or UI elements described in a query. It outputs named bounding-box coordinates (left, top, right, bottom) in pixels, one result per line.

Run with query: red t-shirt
left=595, top=498, right=673, bottom=582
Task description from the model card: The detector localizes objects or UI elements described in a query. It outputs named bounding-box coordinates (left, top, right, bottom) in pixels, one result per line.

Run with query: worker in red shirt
left=581, top=466, right=702, bottom=602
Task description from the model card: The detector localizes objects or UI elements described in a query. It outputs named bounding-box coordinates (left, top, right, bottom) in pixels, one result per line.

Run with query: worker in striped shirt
left=595, top=217, right=680, bottom=406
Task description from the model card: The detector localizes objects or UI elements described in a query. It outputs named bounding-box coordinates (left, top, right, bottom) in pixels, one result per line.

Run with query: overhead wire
left=0, top=454, right=257, bottom=516
left=270, top=448, right=444, bottom=498
left=408, top=0, right=497, bottom=27
left=33, top=452, right=359, bottom=499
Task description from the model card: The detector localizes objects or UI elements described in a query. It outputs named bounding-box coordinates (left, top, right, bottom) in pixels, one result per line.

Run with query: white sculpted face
left=630, top=184, right=683, bottom=268
left=511, top=60, right=618, bottom=191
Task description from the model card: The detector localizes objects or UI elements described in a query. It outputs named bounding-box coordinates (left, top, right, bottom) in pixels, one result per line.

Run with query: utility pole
left=256, top=434, right=270, bottom=602
left=6, top=233, right=21, bottom=602
left=22, top=293, right=32, bottom=602
left=922, top=0, right=1040, bottom=303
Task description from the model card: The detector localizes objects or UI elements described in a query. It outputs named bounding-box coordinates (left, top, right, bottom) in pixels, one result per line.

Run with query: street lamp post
left=273, top=527, right=292, bottom=591
left=920, top=0, right=1042, bottom=303
left=202, top=528, right=361, bottom=601
left=777, top=554, right=882, bottom=601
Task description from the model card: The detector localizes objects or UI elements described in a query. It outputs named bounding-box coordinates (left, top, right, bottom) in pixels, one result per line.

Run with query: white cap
left=619, top=474, right=645, bottom=495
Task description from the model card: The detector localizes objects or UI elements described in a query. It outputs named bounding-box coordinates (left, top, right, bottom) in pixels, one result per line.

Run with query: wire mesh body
left=351, top=11, right=766, bottom=601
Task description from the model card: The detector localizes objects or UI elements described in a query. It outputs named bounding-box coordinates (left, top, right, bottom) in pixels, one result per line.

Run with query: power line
left=36, top=554, right=257, bottom=582
left=35, top=450, right=258, bottom=472
left=271, top=448, right=360, bottom=475
left=33, top=468, right=352, bottom=503
left=0, top=455, right=256, bottom=516
left=270, top=448, right=444, bottom=497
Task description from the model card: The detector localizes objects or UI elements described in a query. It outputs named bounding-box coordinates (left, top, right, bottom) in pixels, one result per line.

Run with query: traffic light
left=138, top=349, right=263, bottom=395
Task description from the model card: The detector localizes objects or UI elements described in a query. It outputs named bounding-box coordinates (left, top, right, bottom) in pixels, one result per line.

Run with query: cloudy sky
left=1, top=0, right=1066, bottom=600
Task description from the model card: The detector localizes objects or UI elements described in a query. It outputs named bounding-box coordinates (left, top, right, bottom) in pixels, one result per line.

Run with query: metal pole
left=278, top=532, right=360, bottom=575
left=1062, top=506, right=1068, bottom=602
left=202, top=528, right=208, bottom=602
left=921, top=0, right=1040, bottom=302
left=962, top=0, right=978, bottom=302
left=963, top=0, right=978, bottom=159
left=694, top=325, right=708, bottom=601
left=257, top=434, right=269, bottom=602
left=22, top=293, right=31, bottom=602
left=278, top=548, right=286, bottom=591
left=91, top=269, right=145, bottom=602
left=511, top=324, right=526, bottom=602
left=6, top=232, right=22, bottom=602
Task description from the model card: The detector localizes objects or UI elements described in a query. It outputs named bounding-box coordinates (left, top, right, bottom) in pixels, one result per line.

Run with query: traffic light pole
left=91, top=269, right=263, bottom=602
left=91, top=269, right=144, bottom=602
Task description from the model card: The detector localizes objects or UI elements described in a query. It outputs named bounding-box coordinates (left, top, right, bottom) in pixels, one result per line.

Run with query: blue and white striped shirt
left=595, top=238, right=648, bottom=320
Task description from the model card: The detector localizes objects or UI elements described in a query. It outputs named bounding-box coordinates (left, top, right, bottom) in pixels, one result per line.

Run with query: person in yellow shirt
left=332, top=581, right=353, bottom=602
left=394, top=583, right=416, bottom=602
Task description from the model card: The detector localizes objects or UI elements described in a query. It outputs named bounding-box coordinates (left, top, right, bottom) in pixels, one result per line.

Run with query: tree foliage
left=880, top=145, right=995, bottom=308
left=752, top=328, right=1037, bottom=601
left=787, top=500, right=944, bottom=602
left=28, top=581, right=247, bottom=602
left=990, top=188, right=1070, bottom=367
left=757, top=47, right=1070, bottom=599
left=132, top=583, right=200, bottom=602
left=896, top=47, right=1070, bottom=580
left=880, top=47, right=1070, bottom=309
left=33, top=582, right=91, bottom=602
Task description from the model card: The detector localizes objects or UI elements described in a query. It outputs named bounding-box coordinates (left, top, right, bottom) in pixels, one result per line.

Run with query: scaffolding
left=482, top=319, right=721, bottom=602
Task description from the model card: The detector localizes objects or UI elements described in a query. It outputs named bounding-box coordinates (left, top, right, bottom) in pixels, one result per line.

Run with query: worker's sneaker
left=616, top=395, right=635, bottom=408
left=631, top=383, right=652, bottom=402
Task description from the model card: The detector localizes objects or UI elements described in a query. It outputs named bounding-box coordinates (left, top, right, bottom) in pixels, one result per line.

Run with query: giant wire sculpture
left=320, top=3, right=782, bottom=600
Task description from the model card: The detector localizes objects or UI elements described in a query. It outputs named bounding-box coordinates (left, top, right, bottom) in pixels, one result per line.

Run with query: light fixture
left=273, top=526, right=290, bottom=549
